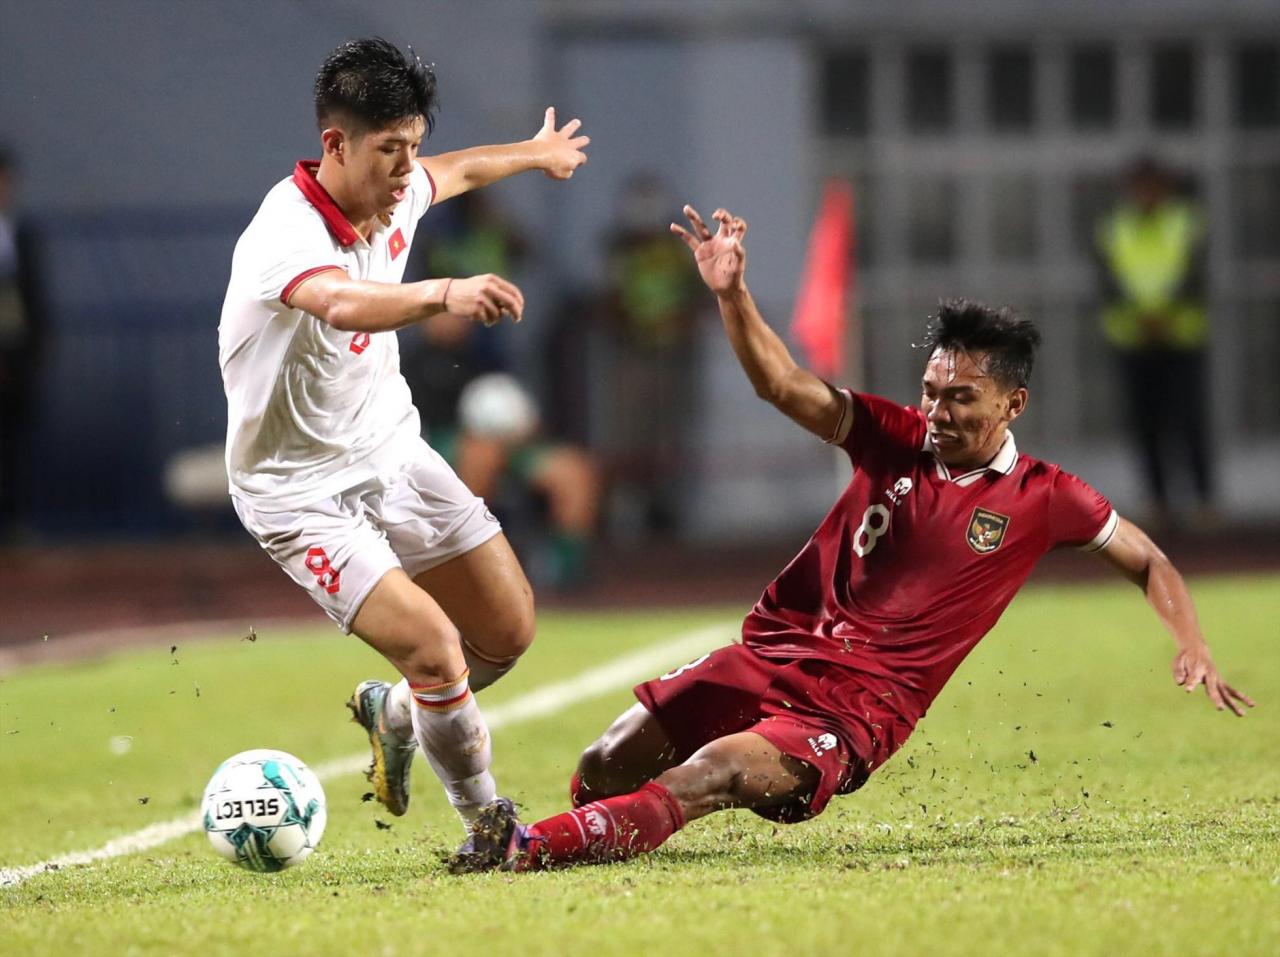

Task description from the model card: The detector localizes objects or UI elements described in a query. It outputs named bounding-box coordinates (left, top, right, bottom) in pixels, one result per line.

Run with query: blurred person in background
left=0, top=148, right=45, bottom=541
left=402, top=191, right=601, bottom=589
left=450, top=204, right=1251, bottom=875
left=218, top=39, right=588, bottom=834
left=1096, top=157, right=1213, bottom=529
left=594, top=172, right=702, bottom=537
left=452, top=369, right=601, bottom=590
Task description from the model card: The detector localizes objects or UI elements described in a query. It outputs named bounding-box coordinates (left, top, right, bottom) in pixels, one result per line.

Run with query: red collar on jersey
left=292, top=160, right=361, bottom=248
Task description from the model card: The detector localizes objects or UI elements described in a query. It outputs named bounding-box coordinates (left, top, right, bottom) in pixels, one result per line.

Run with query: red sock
left=523, top=782, right=686, bottom=869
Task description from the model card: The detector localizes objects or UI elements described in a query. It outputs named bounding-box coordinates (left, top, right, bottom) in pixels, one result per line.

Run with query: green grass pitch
left=1, top=577, right=1277, bottom=956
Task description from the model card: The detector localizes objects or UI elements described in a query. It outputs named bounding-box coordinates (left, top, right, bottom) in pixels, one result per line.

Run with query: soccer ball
left=201, top=748, right=327, bottom=872
left=458, top=372, right=539, bottom=441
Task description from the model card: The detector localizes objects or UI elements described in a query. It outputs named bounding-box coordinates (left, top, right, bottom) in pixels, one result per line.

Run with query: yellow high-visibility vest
left=1097, top=200, right=1207, bottom=350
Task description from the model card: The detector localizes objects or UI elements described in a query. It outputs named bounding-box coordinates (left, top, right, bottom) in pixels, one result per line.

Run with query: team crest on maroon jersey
left=967, top=507, right=1010, bottom=554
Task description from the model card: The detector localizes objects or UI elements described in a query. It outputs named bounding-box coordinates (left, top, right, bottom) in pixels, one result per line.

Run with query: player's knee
left=395, top=627, right=466, bottom=687
left=576, top=737, right=610, bottom=788
left=577, top=733, right=629, bottom=795
left=486, top=600, right=535, bottom=659
left=550, top=446, right=599, bottom=489
left=509, top=602, right=537, bottom=656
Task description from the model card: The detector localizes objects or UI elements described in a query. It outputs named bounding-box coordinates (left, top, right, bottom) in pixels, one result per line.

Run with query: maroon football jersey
left=742, top=391, right=1116, bottom=772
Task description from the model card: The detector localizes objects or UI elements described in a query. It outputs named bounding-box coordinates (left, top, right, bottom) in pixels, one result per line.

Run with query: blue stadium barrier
left=29, top=208, right=251, bottom=535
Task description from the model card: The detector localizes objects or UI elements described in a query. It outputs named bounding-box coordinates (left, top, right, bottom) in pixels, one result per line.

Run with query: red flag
left=389, top=228, right=407, bottom=260
left=791, top=180, right=856, bottom=381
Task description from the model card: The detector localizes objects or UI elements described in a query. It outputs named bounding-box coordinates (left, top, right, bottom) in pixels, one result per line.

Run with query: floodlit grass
left=1, top=578, right=1277, bottom=956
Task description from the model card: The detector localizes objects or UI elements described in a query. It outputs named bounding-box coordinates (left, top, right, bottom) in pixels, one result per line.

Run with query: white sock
left=385, top=663, right=507, bottom=763
left=385, top=679, right=414, bottom=739
left=408, top=671, right=497, bottom=826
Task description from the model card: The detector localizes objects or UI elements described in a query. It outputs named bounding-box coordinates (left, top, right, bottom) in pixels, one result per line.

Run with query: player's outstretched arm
left=1098, top=516, right=1255, bottom=715
left=421, top=107, right=589, bottom=204
left=287, top=269, right=523, bottom=333
left=671, top=205, right=846, bottom=442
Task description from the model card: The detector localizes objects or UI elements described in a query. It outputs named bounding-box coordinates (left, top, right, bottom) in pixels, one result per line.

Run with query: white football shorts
left=232, top=441, right=502, bottom=633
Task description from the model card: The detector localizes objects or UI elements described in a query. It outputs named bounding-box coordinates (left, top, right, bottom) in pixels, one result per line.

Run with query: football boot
left=347, top=679, right=416, bottom=816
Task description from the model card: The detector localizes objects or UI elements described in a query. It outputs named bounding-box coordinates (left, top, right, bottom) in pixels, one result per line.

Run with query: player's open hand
left=671, top=205, right=747, bottom=296
left=1172, top=645, right=1255, bottom=715
left=445, top=274, right=525, bottom=327
left=533, top=107, right=589, bottom=180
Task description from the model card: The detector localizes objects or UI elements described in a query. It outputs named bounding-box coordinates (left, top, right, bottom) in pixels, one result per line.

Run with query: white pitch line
left=0, top=621, right=737, bottom=888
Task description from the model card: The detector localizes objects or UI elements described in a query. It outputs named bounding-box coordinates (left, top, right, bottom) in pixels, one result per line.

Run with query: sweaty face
left=341, top=116, right=424, bottom=219
left=920, top=349, right=1026, bottom=471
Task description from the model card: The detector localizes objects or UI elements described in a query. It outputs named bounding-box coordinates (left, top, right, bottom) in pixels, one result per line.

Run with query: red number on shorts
left=304, top=547, right=342, bottom=594
left=349, top=333, right=371, bottom=354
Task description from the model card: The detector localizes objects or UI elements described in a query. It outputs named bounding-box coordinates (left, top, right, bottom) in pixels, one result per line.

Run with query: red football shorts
left=634, top=642, right=873, bottom=823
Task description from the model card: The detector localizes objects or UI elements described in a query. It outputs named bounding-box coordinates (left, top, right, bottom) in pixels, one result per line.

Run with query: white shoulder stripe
left=1079, top=509, right=1119, bottom=552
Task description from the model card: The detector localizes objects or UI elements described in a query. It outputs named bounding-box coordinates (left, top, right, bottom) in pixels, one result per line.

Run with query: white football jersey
left=219, top=160, right=435, bottom=511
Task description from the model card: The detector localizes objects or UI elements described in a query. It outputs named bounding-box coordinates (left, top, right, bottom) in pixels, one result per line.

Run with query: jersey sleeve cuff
left=281, top=265, right=345, bottom=307
left=1078, top=509, right=1119, bottom=552
left=823, top=389, right=855, bottom=446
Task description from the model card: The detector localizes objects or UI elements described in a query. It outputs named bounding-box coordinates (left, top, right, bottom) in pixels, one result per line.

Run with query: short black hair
left=314, top=37, right=439, bottom=137
left=920, top=299, right=1041, bottom=389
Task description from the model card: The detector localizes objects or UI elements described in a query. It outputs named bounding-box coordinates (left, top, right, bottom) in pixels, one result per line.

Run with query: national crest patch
left=388, top=228, right=406, bottom=260
left=967, top=507, right=1010, bottom=554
